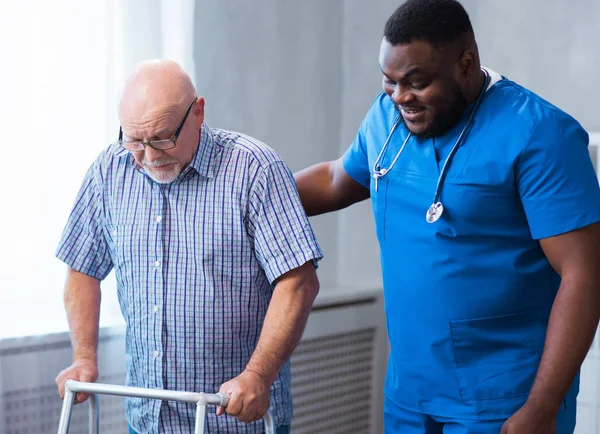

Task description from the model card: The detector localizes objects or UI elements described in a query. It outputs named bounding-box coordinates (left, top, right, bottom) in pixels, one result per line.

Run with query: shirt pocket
left=449, top=311, right=546, bottom=401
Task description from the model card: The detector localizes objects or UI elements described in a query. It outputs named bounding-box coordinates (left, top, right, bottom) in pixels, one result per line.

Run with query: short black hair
left=384, top=0, right=474, bottom=48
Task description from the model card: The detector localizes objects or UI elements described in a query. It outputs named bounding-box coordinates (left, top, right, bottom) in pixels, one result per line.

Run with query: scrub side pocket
left=449, top=311, right=546, bottom=401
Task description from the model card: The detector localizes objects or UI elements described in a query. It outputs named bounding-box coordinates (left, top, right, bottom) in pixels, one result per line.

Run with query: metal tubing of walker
left=195, top=402, right=207, bottom=433
left=88, top=393, right=99, bottom=434
left=57, top=388, right=75, bottom=434
left=57, top=389, right=99, bottom=434
left=59, top=380, right=275, bottom=434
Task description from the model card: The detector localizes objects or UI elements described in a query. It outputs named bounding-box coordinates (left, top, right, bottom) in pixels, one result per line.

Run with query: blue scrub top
left=343, top=77, right=600, bottom=419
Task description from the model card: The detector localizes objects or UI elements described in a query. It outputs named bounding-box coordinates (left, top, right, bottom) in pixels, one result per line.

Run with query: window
left=0, top=0, right=195, bottom=338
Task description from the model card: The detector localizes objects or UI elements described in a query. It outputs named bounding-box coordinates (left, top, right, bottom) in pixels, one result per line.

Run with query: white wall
left=193, top=1, right=342, bottom=288
left=462, top=0, right=600, bottom=132
left=193, top=0, right=399, bottom=290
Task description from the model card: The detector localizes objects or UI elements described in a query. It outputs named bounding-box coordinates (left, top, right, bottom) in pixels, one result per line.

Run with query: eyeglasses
left=116, top=99, right=196, bottom=152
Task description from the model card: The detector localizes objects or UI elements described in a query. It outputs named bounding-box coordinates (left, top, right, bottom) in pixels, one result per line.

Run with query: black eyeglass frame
left=117, top=99, right=196, bottom=152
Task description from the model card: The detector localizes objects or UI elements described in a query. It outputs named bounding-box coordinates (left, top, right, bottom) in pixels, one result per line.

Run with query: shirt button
left=154, top=350, right=160, bottom=358
left=154, top=305, right=159, bottom=313
left=154, top=260, right=161, bottom=268
left=156, top=215, right=162, bottom=223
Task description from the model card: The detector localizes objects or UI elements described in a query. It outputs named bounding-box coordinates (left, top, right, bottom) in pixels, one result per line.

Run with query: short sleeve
left=516, top=113, right=600, bottom=239
left=55, top=164, right=113, bottom=280
left=342, top=115, right=371, bottom=189
left=247, top=161, right=324, bottom=284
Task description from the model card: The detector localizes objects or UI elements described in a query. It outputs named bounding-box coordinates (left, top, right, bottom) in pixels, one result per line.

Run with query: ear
left=192, top=97, right=205, bottom=128
left=456, top=50, right=477, bottom=79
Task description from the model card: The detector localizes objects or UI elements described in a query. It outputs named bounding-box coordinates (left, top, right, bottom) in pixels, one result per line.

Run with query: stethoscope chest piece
left=426, top=202, right=444, bottom=224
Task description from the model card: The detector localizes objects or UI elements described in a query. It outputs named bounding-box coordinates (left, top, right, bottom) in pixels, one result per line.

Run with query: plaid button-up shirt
left=56, top=124, right=323, bottom=433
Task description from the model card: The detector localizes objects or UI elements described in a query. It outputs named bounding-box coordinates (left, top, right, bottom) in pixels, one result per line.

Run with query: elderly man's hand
left=216, top=370, right=271, bottom=423
left=55, top=358, right=99, bottom=404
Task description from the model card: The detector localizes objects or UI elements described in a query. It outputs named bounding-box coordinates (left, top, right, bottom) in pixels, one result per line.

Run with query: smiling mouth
left=400, top=106, right=427, bottom=122
left=401, top=106, right=425, bottom=114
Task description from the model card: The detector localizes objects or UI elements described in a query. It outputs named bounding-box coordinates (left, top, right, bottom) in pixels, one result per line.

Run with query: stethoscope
left=372, top=69, right=491, bottom=224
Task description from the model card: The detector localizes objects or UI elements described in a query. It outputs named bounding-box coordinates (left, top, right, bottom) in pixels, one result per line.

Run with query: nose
left=143, top=145, right=164, bottom=163
left=392, top=85, right=416, bottom=106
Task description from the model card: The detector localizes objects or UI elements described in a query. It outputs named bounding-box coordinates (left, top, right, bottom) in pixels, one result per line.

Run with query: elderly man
left=55, top=59, right=322, bottom=433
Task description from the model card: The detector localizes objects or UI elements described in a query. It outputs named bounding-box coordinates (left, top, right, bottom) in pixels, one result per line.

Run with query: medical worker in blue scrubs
left=295, top=0, right=600, bottom=432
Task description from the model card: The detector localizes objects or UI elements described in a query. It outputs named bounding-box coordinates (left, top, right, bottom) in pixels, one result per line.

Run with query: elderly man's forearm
left=245, top=263, right=319, bottom=384
left=64, top=268, right=102, bottom=361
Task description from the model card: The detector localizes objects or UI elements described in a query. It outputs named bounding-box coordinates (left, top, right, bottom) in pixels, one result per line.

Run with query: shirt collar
left=188, top=123, right=219, bottom=178
left=110, top=141, right=129, bottom=158
left=109, top=122, right=219, bottom=179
